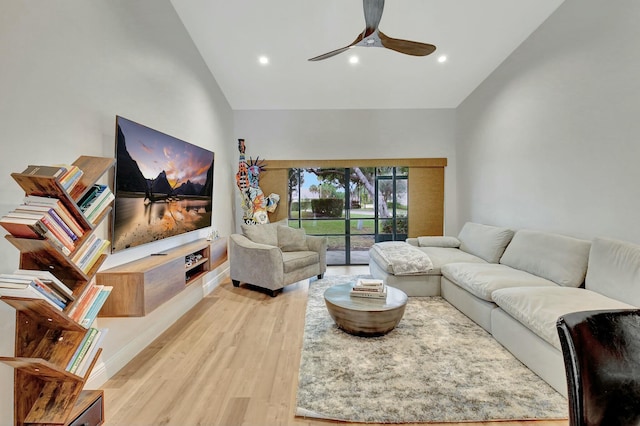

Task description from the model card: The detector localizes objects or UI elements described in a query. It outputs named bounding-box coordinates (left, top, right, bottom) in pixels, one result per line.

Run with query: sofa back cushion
left=241, top=219, right=288, bottom=246
left=277, top=225, right=309, bottom=252
left=585, top=237, right=640, bottom=306
left=500, top=230, right=591, bottom=287
left=457, top=222, right=515, bottom=263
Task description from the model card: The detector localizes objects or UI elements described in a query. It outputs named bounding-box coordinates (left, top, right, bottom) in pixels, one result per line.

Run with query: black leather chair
left=556, top=309, right=640, bottom=426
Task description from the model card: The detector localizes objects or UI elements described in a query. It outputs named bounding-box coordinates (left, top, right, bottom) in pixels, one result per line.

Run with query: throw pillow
left=277, top=225, right=309, bottom=252
left=417, top=236, right=460, bottom=248
left=241, top=219, right=288, bottom=246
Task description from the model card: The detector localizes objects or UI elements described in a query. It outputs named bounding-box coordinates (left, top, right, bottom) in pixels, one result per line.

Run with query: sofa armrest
left=406, top=238, right=419, bottom=246
left=229, top=234, right=284, bottom=286
left=305, top=235, right=328, bottom=273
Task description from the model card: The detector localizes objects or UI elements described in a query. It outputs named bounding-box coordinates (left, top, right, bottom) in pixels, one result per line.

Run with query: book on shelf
left=79, top=286, right=112, bottom=328
left=67, top=327, right=99, bottom=374
left=6, top=208, right=78, bottom=242
left=0, top=216, right=45, bottom=239
left=79, top=184, right=114, bottom=223
left=75, top=328, right=108, bottom=377
left=74, top=237, right=109, bottom=273
left=85, top=191, right=114, bottom=223
left=71, top=233, right=98, bottom=264
left=5, top=210, right=76, bottom=251
left=70, top=282, right=102, bottom=323
left=0, top=278, right=66, bottom=310
left=1, top=216, right=73, bottom=255
left=78, top=184, right=106, bottom=210
left=15, top=203, right=84, bottom=238
left=20, top=165, right=67, bottom=179
left=23, top=195, right=86, bottom=237
left=57, top=165, right=84, bottom=192
left=66, top=278, right=96, bottom=320
left=80, top=239, right=110, bottom=274
left=12, top=269, right=75, bottom=300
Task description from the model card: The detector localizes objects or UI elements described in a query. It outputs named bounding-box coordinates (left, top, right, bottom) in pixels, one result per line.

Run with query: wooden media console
left=97, top=237, right=227, bottom=317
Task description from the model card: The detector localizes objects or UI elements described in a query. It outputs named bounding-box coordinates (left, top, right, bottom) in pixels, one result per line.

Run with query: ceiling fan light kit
left=309, top=0, right=436, bottom=61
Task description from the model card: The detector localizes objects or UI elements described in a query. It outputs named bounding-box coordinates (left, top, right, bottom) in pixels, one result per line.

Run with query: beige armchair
left=230, top=222, right=327, bottom=297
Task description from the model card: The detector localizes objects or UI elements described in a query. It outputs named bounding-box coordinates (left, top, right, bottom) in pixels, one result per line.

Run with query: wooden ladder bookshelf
left=0, top=155, right=115, bottom=426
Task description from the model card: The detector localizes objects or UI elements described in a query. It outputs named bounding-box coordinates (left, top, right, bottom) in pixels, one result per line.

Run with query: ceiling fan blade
left=308, top=46, right=353, bottom=61
left=308, top=34, right=364, bottom=61
left=363, top=0, right=384, bottom=35
left=379, top=31, right=436, bottom=56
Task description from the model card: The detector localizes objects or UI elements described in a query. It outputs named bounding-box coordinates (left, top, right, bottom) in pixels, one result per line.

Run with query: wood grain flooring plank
left=101, top=267, right=567, bottom=426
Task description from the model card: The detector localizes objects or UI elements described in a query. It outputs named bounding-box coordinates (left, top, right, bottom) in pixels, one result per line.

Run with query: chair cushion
left=457, top=222, right=515, bottom=263
left=282, top=251, right=319, bottom=273
left=441, top=263, right=557, bottom=301
left=492, top=286, right=635, bottom=350
left=241, top=219, right=288, bottom=246
left=277, top=225, right=308, bottom=252
left=500, top=230, right=591, bottom=287
left=585, top=237, right=640, bottom=306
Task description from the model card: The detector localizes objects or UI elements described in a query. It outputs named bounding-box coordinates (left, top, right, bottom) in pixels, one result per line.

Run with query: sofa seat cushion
left=282, top=251, right=319, bottom=273
left=492, top=286, right=636, bottom=350
left=500, top=230, right=591, bottom=288
left=418, top=247, right=487, bottom=275
left=441, top=263, right=557, bottom=302
left=369, top=242, right=434, bottom=276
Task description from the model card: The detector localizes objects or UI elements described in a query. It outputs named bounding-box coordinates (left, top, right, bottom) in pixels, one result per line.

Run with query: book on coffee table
left=350, top=279, right=387, bottom=298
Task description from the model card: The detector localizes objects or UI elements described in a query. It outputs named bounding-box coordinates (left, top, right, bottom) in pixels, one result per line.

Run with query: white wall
left=456, top=0, right=640, bottom=242
left=234, top=109, right=459, bottom=233
left=0, top=1, right=234, bottom=422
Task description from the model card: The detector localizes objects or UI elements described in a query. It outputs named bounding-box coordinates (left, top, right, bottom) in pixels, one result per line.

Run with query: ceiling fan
left=308, top=0, right=436, bottom=61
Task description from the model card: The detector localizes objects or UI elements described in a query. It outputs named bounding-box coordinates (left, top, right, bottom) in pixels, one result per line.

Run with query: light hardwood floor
left=101, top=266, right=568, bottom=426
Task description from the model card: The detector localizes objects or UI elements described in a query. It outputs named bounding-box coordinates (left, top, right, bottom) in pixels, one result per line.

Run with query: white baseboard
left=85, top=264, right=229, bottom=389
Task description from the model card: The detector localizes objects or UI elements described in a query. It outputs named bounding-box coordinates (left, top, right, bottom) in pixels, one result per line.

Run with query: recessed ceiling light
left=258, top=56, right=269, bottom=65
left=349, top=55, right=359, bottom=64
left=437, top=55, right=447, bottom=63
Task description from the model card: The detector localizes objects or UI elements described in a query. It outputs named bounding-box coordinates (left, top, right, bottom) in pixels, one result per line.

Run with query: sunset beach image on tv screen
left=111, top=116, right=214, bottom=252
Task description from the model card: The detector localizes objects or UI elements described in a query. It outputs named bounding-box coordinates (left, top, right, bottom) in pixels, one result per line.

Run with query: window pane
left=350, top=235, right=375, bottom=264
left=349, top=219, right=375, bottom=234
left=301, top=219, right=344, bottom=235
left=396, top=179, right=408, bottom=217
left=326, top=236, right=346, bottom=265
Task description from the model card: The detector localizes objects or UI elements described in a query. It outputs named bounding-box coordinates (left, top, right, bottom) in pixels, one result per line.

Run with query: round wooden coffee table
left=324, top=283, right=408, bottom=337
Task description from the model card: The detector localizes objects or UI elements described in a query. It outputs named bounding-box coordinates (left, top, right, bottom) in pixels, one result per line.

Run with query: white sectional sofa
left=369, top=222, right=640, bottom=396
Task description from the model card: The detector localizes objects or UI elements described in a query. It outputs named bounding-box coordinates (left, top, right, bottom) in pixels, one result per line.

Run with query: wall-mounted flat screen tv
left=111, top=116, right=214, bottom=253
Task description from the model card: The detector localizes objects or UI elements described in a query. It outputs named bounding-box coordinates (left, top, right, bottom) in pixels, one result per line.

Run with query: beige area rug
left=295, top=275, right=568, bottom=423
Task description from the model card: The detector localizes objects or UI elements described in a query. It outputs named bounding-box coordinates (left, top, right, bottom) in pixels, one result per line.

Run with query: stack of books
left=0, top=270, right=75, bottom=311
left=350, top=278, right=387, bottom=299
left=21, top=164, right=84, bottom=193
left=57, top=164, right=84, bottom=192
left=66, top=327, right=108, bottom=376
left=66, top=278, right=112, bottom=328
left=78, top=184, right=115, bottom=223
left=0, top=195, right=87, bottom=255
left=70, top=234, right=111, bottom=274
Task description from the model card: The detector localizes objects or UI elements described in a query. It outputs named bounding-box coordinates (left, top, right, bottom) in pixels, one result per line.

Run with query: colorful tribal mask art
left=236, top=139, right=280, bottom=224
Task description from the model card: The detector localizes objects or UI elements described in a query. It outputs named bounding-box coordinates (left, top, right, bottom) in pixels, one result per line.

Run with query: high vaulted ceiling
left=170, top=0, right=564, bottom=110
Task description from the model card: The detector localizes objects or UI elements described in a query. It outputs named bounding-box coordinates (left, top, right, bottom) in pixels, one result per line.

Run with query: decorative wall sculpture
left=236, top=139, right=279, bottom=224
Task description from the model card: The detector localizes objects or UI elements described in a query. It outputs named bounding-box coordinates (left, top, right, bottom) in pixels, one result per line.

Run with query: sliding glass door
left=288, top=167, right=408, bottom=265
